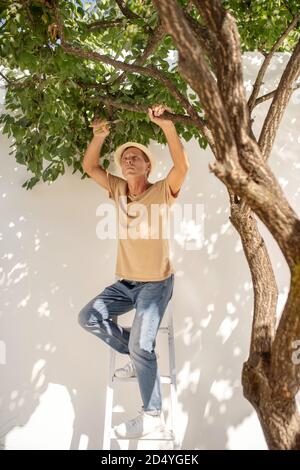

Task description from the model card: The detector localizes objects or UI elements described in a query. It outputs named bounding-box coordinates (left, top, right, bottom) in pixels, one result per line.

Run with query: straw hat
left=114, top=141, right=156, bottom=176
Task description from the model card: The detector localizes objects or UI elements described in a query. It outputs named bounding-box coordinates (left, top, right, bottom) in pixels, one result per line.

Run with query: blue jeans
left=78, top=273, right=174, bottom=412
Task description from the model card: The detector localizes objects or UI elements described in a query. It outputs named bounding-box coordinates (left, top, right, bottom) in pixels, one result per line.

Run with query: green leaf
left=3, top=0, right=289, bottom=189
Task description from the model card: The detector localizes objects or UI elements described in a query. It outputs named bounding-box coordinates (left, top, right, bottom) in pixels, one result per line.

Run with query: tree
left=1, top=0, right=300, bottom=449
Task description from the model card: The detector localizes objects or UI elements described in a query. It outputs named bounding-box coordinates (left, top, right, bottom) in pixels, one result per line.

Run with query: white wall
left=0, top=52, right=299, bottom=450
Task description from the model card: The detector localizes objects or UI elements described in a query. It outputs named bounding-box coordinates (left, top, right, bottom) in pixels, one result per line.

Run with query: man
left=78, top=104, right=190, bottom=438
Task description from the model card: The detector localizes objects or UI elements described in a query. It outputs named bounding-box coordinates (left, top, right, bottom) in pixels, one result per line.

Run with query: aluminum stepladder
left=102, top=291, right=181, bottom=450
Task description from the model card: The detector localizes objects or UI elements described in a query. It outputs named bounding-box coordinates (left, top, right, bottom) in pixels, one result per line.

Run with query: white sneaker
left=113, top=407, right=165, bottom=438
left=114, top=352, right=159, bottom=378
left=114, top=357, right=136, bottom=378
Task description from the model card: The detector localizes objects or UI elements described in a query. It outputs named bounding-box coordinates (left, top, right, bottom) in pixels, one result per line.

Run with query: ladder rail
left=102, top=316, right=117, bottom=450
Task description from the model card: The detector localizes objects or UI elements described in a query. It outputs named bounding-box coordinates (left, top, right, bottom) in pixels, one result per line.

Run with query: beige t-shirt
left=106, top=172, right=180, bottom=281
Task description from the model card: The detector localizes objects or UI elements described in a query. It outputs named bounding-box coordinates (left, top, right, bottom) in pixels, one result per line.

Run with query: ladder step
left=113, top=375, right=172, bottom=384
left=110, top=428, right=175, bottom=441
left=122, top=325, right=169, bottom=333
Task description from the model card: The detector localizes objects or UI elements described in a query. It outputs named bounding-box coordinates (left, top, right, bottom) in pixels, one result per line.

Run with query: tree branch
left=181, top=9, right=220, bottom=73
left=270, top=264, right=300, bottom=399
left=86, top=18, right=133, bottom=32
left=248, top=11, right=300, bottom=112
left=258, top=38, right=300, bottom=160
left=115, top=0, right=141, bottom=20
left=229, top=197, right=277, bottom=363
left=77, top=83, right=197, bottom=126
left=254, top=82, right=300, bottom=107
left=152, top=0, right=235, bottom=162
left=108, top=20, right=166, bottom=89
left=192, top=0, right=251, bottom=139
left=0, top=70, right=12, bottom=85
left=50, top=0, right=212, bottom=146
left=209, top=157, right=300, bottom=269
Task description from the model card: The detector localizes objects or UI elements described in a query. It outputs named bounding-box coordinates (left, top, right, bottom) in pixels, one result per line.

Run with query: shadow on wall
left=1, top=51, right=299, bottom=449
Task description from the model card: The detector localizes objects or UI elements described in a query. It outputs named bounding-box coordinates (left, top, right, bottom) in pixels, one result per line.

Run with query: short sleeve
left=162, top=177, right=181, bottom=206
left=106, top=172, right=125, bottom=201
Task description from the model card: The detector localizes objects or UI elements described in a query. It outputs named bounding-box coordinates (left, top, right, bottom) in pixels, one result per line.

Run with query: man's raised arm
left=82, top=118, right=111, bottom=191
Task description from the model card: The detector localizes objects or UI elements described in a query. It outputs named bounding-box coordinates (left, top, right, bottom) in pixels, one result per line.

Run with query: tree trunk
left=242, top=263, right=300, bottom=450
left=242, top=360, right=300, bottom=450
